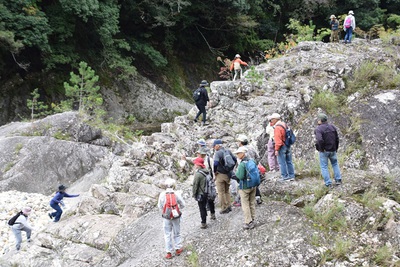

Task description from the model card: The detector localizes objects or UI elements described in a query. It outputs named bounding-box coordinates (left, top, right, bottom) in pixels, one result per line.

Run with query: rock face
left=1, top=39, right=400, bottom=266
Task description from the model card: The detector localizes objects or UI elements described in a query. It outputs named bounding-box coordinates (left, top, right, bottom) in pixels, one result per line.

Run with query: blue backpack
left=276, top=124, right=296, bottom=147
left=242, top=159, right=260, bottom=188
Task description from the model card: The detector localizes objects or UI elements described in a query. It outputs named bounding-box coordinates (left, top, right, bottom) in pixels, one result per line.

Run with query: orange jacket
left=230, top=58, right=248, bottom=71
left=273, top=121, right=287, bottom=151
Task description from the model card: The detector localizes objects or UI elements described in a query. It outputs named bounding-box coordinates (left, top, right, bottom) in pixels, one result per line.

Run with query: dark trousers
left=50, top=202, right=63, bottom=222
left=197, top=196, right=215, bottom=223
left=256, top=186, right=261, bottom=197
left=195, top=103, right=207, bottom=123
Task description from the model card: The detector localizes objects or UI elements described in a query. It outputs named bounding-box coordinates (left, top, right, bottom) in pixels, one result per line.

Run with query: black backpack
left=8, top=211, right=22, bottom=226
left=193, top=87, right=202, bottom=102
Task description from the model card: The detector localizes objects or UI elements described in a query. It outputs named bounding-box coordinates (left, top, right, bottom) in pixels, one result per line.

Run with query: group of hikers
left=330, top=10, right=356, bottom=43
left=159, top=107, right=343, bottom=259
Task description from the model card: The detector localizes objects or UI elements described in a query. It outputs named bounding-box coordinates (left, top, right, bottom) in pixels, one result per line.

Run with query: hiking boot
left=193, top=119, right=198, bottom=123
left=27, top=239, right=32, bottom=243
left=227, top=206, right=232, bottom=212
left=248, top=221, right=255, bottom=229
left=48, top=213, right=53, bottom=219
left=335, top=180, right=342, bottom=186
left=243, top=223, right=251, bottom=230
left=175, top=248, right=184, bottom=256
left=326, top=184, right=334, bottom=190
left=210, top=213, right=216, bottom=220
left=165, top=252, right=173, bottom=259
left=256, top=197, right=262, bottom=205
left=200, top=223, right=207, bottom=229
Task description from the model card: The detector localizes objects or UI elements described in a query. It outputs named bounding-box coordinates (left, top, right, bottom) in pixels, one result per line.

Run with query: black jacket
left=314, top=123, right=339, bottom=152
left=195, top=87, right=209, bottom=106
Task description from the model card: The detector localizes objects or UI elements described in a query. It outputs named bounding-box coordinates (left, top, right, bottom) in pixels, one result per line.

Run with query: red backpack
left=162, top=192, right=182, bottom=220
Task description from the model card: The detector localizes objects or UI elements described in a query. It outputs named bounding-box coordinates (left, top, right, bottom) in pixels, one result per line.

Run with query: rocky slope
left=1, top=39, right=400, bottom=266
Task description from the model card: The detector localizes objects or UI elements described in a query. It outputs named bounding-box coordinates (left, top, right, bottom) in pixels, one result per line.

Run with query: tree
left=63, top=61, right=103, bottom=113
left=26, top=88, right=50, bottom=121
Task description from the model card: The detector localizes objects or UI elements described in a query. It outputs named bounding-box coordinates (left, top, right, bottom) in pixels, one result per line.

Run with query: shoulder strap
left=206, top=156, right=213, bottom=178
left=197, top=170, right=207, bottom=194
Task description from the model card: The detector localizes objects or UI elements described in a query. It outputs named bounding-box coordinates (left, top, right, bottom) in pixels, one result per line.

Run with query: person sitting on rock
left=11, top=207, right=32, bottom=251
left=49, top=185, right=79, bottom=222
left=230, top=54, right=248, bottom=81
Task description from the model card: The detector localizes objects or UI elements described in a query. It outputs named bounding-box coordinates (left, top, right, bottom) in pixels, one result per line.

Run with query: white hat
left=164, top=178, right=176, bottom=188
left=233, top=146, right=248, bottom=154
left=348, top=10, right=354, bottom=15
left=235, top=54, right=241, bottom=58
left=268, top=113, right=281, bottom=120
left=22, top=207, right=32, bottom=215
left=236, top=134, right=248, bottom=142
left=330, top=15, right=336, bottom=19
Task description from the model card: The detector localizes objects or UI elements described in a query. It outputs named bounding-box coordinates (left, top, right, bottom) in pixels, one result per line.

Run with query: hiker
left=49, top=185, right=79, bottom=222
left=158, top=178, right=185, bottom=259
left=213, top=139, right=237, bottom=214
left=343, top=10, right=356, bottom=44
left=330, top=15, right=339, bottom=43
left=314, top=113, right=342, bottom=188
left=230, top=54, right=248, bottom=81
left=192, top=156, right=216, bottom=229
left=182, top=139, right=212, bottom=168
left=266, top=118, right=279, bottom=173
left=236, top=135, right=262, bottom=205
left=193, top=80, right=210, bottom=126
left=11, top=207, right=32, bottom=251
left=269, top=113, right=295, bottom=181
left=233, top=146, right=256, bottom=229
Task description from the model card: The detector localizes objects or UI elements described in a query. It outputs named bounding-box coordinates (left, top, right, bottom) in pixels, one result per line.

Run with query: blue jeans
left=163, top=218, right=182, bottom=253
left=344, top=27, right=353, bottom=43
left=277, top=145, right=295, bottom=179
left=319, top=151, right=342, bottom=186
left=50, top=202, right=63, bottom=222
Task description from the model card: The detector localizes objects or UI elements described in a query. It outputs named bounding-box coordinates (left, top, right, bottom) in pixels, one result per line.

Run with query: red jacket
left=230, top=58, right=248, bottom=71
left=273, top=121, right=287, bottom=151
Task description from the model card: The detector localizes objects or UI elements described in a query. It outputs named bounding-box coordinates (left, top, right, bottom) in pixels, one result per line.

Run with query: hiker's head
left=213, top=139, right=223, bottom=150
left=199, top=80, right=208, bottom=87
left=58, top=185, right=67, bottom=192
left=233, top=146, right=248, bottom=160
left=348, top=10, right=354, bottom=15
left=197, top=139, right=206, bottom=146
left=268, top=113, right=281, bottom=125
left=317, top=113, right=328, bottom=124
left=235, top=54, right=241, bottom=58
left=237, top=134, right=248, bottom=146
left=193, top=157, right=206, bottom=169
left=22, top=207, right=32, bottom=216
left=330, top=15, right=336, bottom=19
left=164, top=178, right=176, bottom=189
left=196, top=147, right=208, bottom=158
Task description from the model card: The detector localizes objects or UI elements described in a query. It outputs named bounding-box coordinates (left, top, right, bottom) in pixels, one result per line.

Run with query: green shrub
left=333, top=238, right=351, bottom=260
left=310, top=91, right=341, bottom=116
left=374, top=245, right=392, bottom=265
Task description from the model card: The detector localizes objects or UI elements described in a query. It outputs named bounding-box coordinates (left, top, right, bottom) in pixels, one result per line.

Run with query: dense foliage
left=1, top=0, right=400, bottom=82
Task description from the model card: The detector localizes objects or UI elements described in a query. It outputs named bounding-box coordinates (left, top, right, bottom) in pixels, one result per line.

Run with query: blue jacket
left=50, top=191, right=79, bottom=205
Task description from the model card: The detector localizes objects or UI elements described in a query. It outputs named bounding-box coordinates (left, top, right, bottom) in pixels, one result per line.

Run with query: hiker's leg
left=239, top=189, right=252, bottom=224
left=172, top=218, right=182, bottom=250
left=329, top=152, right=342, bottom=182
left=12, top=228, right=22, bottom=250
left=319, top=152, right=331, bottom=186
left=285, top=147, right=295, bottom=178
left=163, top=219, right=173, bottom=253
left=197, top=197, right=207, bottom=223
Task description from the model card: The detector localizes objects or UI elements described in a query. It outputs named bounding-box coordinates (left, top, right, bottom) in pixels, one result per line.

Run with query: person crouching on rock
left=11, top=207, right=32, bottom=251
left=49, top=185, right=79, bottom=222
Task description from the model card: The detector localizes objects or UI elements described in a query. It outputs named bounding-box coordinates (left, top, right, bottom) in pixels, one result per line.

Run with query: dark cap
left=213, top=139, right=223, bottom=147
left=58, top=185, right=67, bottom=191
left=318, top=113, right=328, bottom=122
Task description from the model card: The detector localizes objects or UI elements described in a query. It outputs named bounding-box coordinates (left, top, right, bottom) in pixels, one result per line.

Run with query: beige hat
left=233, top=146, right=248, bottom=154
left=235, top=54, right=241, bottom=58
left=330, top=15, right=336, bottom=19
left=236, top=134, right=248, bottom=142
left=268, top=113, right=281, bottom=120
left=348, top=10, right=354, bottom=15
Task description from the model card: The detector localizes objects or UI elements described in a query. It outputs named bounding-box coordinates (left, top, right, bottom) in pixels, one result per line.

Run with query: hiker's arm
left=65, top=193, right=80, bottom=198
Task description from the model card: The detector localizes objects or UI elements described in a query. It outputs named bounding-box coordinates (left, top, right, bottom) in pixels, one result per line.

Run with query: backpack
left=276, top=124, right=296, bottom=147
left=344, top=17, right=352, bottom=28
left=161, top=192, right=181, bottom=220
left=242, top=159, right=261, bottom=188
left=198, top=170, right=217, bottom=200
left=8, top=211, right=22, bottom=226
left=220, top=149, right=236, bottom=172
left=193, top=87, right=202, bottom=102
left=233, top=61, right=241, bottom=70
